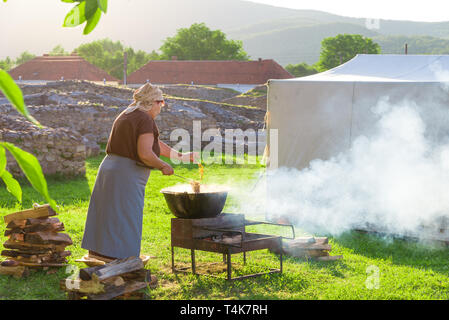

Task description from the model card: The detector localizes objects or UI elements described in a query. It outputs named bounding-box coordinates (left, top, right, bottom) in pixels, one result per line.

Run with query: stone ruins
left=0, top=81, right=266, bottom=176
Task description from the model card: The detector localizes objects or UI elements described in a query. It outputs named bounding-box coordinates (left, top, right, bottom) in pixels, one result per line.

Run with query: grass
left=1, top=151, right=449, bottom=300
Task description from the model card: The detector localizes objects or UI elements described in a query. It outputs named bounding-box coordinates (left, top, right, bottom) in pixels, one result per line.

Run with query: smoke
left=230, top=94, right=449, bottom=238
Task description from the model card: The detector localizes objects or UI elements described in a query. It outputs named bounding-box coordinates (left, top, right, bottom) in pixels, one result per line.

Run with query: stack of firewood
left=60, top=256, right=157, bottom=300
left=271, top=237, right=342, bottom=261
left=0, top=204, right=72, bottom=278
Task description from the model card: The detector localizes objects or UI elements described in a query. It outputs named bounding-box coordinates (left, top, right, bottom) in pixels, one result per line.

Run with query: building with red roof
left=126, top=58, right=293, bottom=92
left=8, top=53, right=118, bottom=83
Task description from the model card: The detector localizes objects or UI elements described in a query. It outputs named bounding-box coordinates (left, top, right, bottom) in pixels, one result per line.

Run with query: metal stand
left=171, top=238, right=284, bottom=281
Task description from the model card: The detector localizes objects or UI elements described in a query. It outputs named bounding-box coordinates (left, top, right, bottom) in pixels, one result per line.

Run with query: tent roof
left=274, top=54, right=449, bottom=83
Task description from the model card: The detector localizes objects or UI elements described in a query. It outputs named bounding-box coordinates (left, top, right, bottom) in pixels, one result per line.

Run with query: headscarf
left=124, top=82, right=164, bottom=114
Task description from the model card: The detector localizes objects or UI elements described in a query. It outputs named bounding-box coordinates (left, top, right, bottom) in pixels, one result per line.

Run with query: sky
left=249, top=0, right=449, bottom=22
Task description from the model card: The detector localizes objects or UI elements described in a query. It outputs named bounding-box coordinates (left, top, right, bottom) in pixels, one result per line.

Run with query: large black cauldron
left=161, top=185, right=228, bottom=219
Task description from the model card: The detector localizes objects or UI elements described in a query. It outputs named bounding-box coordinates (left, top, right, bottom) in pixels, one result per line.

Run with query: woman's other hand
left=161, top=163, right=174, bottom=175
left=181, top=152, right=200, bottom=163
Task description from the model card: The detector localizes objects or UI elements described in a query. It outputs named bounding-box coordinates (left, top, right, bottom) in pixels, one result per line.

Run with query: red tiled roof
left=126, top=59, right=293, bottom=85
left=8, top=55, right=118, bottom=81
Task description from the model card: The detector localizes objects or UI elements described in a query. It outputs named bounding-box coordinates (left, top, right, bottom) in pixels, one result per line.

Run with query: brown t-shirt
left=106, top=109, right=160, bottom=162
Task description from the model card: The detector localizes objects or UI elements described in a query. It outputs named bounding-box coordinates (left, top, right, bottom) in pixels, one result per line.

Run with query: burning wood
left=190, top=180, right=201, bottom=193
left=0, top=204, right=73, bottom=277
left=61, top=257, right=157, bottom=300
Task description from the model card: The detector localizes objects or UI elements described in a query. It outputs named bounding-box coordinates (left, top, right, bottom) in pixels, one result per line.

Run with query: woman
left=81, top=83, right=198, bottom=260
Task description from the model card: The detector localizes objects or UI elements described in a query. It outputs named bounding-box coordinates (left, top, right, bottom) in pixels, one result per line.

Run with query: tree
left=76, top=38, right=154, bottom=79
left=49, top=45, right=69, bottom=56
left=0, top=57, right=14, bottom=71
left=316, top=34, right=381, bottom=71
left=285, top=62, right=319, bottom=77
left=15, top=51, right=36, bottom=65
left=159, top=23, right=249, bottom=61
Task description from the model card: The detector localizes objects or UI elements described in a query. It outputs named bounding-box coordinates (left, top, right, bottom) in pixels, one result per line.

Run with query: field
left=1, top=151, right=449, bottom=300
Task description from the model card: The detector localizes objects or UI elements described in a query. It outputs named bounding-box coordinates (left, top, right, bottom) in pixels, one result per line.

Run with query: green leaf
left=1, top=170, right=22, bottom=204
left=1, top=142, right=57, bottom=210
left=63, top=1, right=86, bottom=27
left=0, top=145, right=5, bottom=177
left=0, top=69, right=41, bottom=127
left=97, top=0, right=107, bottom=13
left=84, top=0, right=99, bottom=21
left=83, top=8, right=101, bottom=35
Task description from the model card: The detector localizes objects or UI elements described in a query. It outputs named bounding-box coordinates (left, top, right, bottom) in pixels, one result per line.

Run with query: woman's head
left=150, top=99, right=165, bottom=118
left=125, top=83, right=165, bottom=116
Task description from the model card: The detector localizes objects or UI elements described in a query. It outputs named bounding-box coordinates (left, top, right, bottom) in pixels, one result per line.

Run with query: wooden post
left=405, top=43, right=408, bottom=55
left=123, top=51, right=128, bottom=85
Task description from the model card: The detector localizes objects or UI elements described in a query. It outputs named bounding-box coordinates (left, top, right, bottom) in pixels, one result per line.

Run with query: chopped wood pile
left=271, top=237, right=343, bottom=261
left=61, top=256, right=157, bottom=300
left=0, top=204, right=72, bottom=278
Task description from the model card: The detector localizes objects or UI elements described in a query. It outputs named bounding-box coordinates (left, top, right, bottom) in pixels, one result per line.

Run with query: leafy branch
left=0, top=0, right=108, bottom=209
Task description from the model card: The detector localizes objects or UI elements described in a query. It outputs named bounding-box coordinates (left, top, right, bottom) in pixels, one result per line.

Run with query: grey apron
left=81, top=154, right=151, bottom=259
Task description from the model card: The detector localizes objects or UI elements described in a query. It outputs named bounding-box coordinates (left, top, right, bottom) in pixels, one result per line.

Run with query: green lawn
left=1, top=151, right=449, bottom=300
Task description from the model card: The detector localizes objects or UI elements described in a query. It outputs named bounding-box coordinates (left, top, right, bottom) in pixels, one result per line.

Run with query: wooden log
left=6, top=217, right=61, bottom=230
left=26, top=217, right=61, bottom=226
left=4, top=229, right=22, bottom=237
left=79, top=257, right=144, bottom=282
left=314, top=237, right=329, bottom=244
left=2, top=250, right=36, bottom=258
left=120, top=269, right=151, bottom=282
left=286, top=243, right=332, bottom=251
left=60, top=278, right=105, bottom=294
left=79, top=263, right=117, bottom=281
left=24, top=232, right=72, bottom=245
left=1, top=260, right=19, bottom=267
left=5, top=222, right=64, bottom=236
left=16, top=262, right=68, bottom=267
left=0, top=265, right=29, bottom=278
left=101, top=276, right=126, bottom=287
left=315, top=255, right=343, bottom=261
left=3, top=204, right=56, bottom=224
left=306, top=250, right=329, bottom=258
left=5, top=220, right=27, bottom=229
left=5, top=250, right=72, bottom=264
left=3, top=240, right=66, bottom=253
left=284, top=237, right=316, bottom=244
left=88, top=281, right=147, bottom=300
left=8, top=233, right=24, bottom=242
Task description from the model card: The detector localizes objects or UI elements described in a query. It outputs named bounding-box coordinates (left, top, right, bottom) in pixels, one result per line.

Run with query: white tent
left=266, top=54, right=449, bottom=170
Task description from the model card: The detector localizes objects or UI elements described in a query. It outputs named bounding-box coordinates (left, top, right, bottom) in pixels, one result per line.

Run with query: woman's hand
left=160, top=163, right=174, bottom=175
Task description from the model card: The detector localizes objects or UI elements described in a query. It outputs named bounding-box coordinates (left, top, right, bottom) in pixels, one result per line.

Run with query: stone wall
left=0, top=114, right=86, bottom=176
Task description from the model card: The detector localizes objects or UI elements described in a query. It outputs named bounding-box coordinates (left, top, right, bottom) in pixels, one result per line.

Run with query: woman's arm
left=137, top=133, right=173, bottom=175
left=159, top=140, right=199, bottom=163
left=159, top=140, right=181, bottom=160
